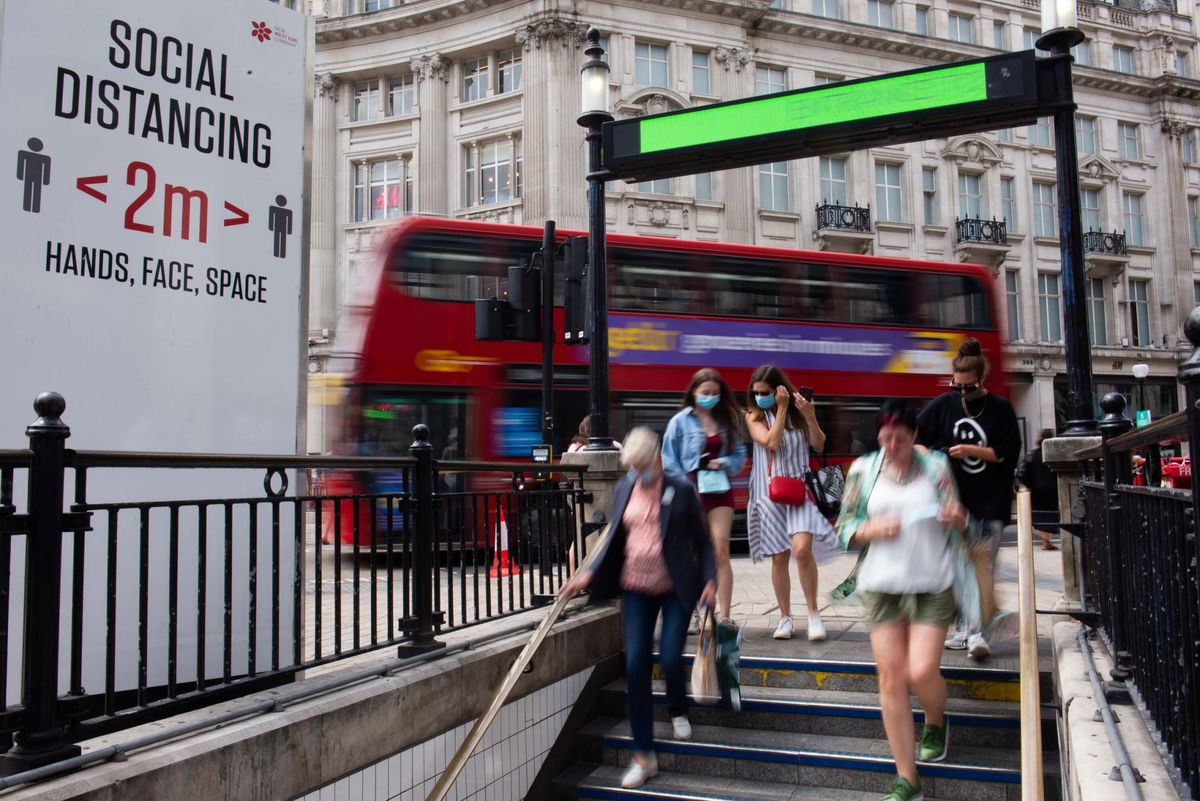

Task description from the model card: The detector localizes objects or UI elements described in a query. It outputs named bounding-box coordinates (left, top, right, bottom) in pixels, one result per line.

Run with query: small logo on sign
left=251, top=21, right=272, bottom=42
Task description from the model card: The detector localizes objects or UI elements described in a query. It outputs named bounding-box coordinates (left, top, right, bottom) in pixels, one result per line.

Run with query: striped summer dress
left=746, top=412, right=841, bottom=564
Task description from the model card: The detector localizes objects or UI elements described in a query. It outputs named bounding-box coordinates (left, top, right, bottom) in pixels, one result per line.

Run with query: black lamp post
left=577, top=28, right=616, bottom=450
left=1037, top=4, right=1097, bottom=437
left=1132, top=362, right=1149, bottom=425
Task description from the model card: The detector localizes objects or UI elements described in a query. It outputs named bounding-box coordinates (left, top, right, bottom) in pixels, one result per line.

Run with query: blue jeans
left=623, top=589, right=689, bottom=753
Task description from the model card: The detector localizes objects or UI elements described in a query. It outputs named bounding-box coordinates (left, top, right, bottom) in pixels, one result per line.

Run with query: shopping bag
left=715, top=617, right=743, bottom=711
left=689, top=609, right=720, bottom=705
left=697, top=468, right=731, bottom=494
left=806, top=456, right=845, bottom=519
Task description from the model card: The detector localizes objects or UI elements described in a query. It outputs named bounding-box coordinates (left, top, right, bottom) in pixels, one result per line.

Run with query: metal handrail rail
left=1015, top=489, right=1044, bottom=801
left=425, top=523, right=613, bottom=801
left=1075, top=410, right=1188, bottom=459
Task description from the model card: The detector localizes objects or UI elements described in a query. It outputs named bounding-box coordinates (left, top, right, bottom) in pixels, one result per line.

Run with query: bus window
left=842, top=266, right=911, bottom=325
left=611, top=249, right=711, bottom=315
left=358, top=388, right=469, bottom=458
left=390, top=232, right=540, bottom=301
left=917, top=274, right=990, bottom=329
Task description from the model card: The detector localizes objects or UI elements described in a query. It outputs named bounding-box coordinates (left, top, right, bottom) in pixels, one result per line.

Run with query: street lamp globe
left=1131, top=363, right=1150, bottom=381
left=578, top=28, right=612, bottom=128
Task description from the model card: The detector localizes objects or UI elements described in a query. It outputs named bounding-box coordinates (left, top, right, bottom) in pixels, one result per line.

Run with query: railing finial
left=1098, top=391, right=1128, bottom=430
left=1178, top=305, right=1200, bottom=385
left=27, top=392, right=68, bottom=438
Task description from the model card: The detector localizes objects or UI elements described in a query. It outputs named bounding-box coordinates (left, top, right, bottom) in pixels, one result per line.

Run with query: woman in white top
left=744, top=364, right=840, bottom=642
left=834, top=398, right=969, bottom=801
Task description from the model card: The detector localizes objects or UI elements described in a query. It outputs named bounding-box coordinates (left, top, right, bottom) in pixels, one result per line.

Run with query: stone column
left=559, top=449, right=624, bottom=560
left=714, top=45, right=754, bottom=244
left=310, top=72, right=340, bottom=335
left=1159, top=116, right=1193, bottom=342
left=1043, top=435, right=1101, bottom=603
left=414, top=53, right=451, bottom=215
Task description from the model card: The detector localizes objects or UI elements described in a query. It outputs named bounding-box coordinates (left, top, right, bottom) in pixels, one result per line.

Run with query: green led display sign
left=603, top=50, right=1045, bottom=181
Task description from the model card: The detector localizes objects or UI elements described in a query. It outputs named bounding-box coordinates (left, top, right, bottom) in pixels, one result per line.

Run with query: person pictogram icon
left=16, top=137, right=51, bottom=213
left=268, top=194, right=292, bottom=259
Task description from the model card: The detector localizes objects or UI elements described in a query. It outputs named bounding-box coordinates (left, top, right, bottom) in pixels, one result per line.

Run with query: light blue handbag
left=697, top=468, right=731, bottom=494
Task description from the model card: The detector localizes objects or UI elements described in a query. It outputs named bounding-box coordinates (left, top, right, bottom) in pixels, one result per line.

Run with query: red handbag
left=767, top=452, right=808, bottom=506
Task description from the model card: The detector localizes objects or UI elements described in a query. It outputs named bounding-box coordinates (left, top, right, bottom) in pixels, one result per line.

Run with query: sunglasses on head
left=950, top=381, right=981, bottom=393
left=752, top=389, right=775, bottom=397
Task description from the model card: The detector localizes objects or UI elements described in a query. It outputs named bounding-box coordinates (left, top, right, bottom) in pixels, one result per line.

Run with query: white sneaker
left=620, top=755, right=658, bottom=788
left=687, top=611, right=701, bottom=635
left=772, top=616, right=794, bottom=640
left=807, top=611, right=827, bottom=642
left=967, top=633, right=991, bottom=660
left=671, top=715, right=693, bottom=740
left=944, top=631, right=969, bottom=650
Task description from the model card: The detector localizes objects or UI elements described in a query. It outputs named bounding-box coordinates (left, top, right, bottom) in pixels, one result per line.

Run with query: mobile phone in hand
left=799, top=386, right=814, bottom=402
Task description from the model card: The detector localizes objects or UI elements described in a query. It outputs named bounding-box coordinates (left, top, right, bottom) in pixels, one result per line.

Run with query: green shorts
left=861, top=588, right=956, bottom=630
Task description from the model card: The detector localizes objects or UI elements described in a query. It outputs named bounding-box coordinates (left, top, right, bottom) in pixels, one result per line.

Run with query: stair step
left=556, top=762, right=893, bottom=801
left=598, top=679, right=1057, bottom=750
left=580, top=717, right=1059, bottom=801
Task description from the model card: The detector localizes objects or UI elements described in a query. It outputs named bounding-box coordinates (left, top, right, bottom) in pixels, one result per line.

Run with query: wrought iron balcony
left=815, top=202, right=871, bottom=233
left=955, top=217, right=1007, bottom=246
left=1083, top=230, right=1127, bottom=257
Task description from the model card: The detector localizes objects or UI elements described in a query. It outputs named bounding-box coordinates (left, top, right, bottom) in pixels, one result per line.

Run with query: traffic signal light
left=508, top=263, right=542, bottom=342
left=562, top=236, right=589, bottom=344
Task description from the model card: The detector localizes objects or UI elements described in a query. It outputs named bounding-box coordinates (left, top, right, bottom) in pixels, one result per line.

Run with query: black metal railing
left=955, top=216, right=1008, bottom=245
left=0, top=393, right=589, bottom=773
left=1075, top=314, right=1200, bottom=800
left=814, top=202, right=871, bottom=232
left=1083, top=229, right=1128, bottom=256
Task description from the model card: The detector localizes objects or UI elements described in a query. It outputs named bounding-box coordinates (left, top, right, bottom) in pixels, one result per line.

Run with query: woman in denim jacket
left=662, top=368, right=745, bottom=625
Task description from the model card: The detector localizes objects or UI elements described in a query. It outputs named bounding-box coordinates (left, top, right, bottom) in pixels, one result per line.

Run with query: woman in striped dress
left=745, top=365, right=841, bottom=641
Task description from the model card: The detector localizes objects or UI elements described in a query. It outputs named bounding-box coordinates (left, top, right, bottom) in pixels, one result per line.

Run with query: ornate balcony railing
left=815, top=202, right=871, bottom=233
left=955, top=217, right=1007, bottom=246
left=1083, top=230, right=1128, bottom=257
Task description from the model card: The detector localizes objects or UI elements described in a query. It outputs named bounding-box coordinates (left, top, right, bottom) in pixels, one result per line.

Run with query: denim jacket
left=661, top=407, right=746, bottom=479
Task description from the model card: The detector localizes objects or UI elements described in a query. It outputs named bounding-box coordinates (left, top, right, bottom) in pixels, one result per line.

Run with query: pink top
left=619, top=475, right=673, bottom=595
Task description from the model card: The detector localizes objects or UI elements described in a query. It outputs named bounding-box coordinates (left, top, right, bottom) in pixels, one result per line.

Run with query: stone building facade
left=307, top=0, right=1200, bottom=450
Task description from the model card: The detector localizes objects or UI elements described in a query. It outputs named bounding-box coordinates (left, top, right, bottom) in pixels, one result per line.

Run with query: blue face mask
left=756, top=394, right=776, bottom=410
left=695, top=394, right=720, bottom=410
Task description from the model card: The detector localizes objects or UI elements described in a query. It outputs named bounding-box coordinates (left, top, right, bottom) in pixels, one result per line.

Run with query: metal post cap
left=1178, top=305, right=1200, bottom=383
left=26, top=392, right=69, bottom=437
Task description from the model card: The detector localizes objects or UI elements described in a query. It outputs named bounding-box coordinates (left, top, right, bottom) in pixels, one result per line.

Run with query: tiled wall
left=295, top=666, right=593, bottom=801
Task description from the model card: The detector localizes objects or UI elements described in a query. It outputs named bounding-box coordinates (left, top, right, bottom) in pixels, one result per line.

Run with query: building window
left=995, top=128, right=1011, bottom=142
left=820, top=157, right=847, bottom=205
left=813, top=74, right=842, bottom=85
left=1005, top=270, right=1021, bottom=341
left=1194, top=280, right=1200, bottom=307
left=923, top=167, right=938, bottom=225
left=875, top=162, right=902, bottom=222
left=1123, top=192, right=1144, bottom=246
left=1024, top=28, right=1048, bottom=56
left=1072, top=41, right=1091, bottom=67
left=1190, top=197, right=1200, bottom=248
left=948, top=13, right=973, bottom=44
left=497, top=49, right=522, bottom=94
left=388, top=74, right=414, bottom=116
left=354, top=158, right=409, bottom=221
left=915, top=7, right=929, bottom=36
left=635, top=41, right=669, bottom=87
left=759, top=162, right=790, bottom=211
left=1113, top=45, right=1134, bottom=75
left=1129, top=279, right=1151, bottom=346
left=1029, top=117, right=1052, bottom=148
left=958, top=173, right=983, bottom=219
left=1081, top=188, right=1102, bottom=232
left=638, top=178, right=672, bottom=194
left=692, top=51, right=711, bottom=94
left=812, top=0, right=839, bottom=19
left=464, top=137, right=522, bottom=206
left=868, top=0, right=894, bottom=29
left=993, top=21, right=1005, bottom=50
left=1075, top=116, right=1096, bottom=154
left=1117, top=122, right=1140, bottom=159
left=1033, top=181, right=1057, bottom=237
left=1087, top=277, right=1107, bottom=346
left=1177, top=51, right=1191, bottom=78
left=756, top=66, right=786, bottom=95
left=695, top=172, right=713, bottom=201
left=1001, top=177, right=1015, bottom=231
left=353, top=79, right=381, bottom=122
left=1039, top=273, right=1062, bottom=342
left=462, top=57, right=488, bottom=102
left=1183, top=128, right=1196, bottom=164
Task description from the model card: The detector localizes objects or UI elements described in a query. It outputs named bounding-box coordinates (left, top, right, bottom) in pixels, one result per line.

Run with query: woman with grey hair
left=560, top=427, right=717, bottom=789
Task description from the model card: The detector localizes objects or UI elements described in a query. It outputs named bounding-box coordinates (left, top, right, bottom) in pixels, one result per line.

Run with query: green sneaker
left=917, top=720, right=949, bottom=762
left=881, top=775, right=923, bottom=801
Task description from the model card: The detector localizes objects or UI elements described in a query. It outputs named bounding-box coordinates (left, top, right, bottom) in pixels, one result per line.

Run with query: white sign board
left=0, top=0, right=309, bottom=697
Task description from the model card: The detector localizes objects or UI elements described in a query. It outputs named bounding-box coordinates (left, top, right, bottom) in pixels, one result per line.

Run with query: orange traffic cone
left=488, top=507, right=521, bottom=578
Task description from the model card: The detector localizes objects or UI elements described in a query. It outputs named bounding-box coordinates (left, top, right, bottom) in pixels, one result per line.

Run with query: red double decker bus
left=319, top=216, right=1008, bottom=541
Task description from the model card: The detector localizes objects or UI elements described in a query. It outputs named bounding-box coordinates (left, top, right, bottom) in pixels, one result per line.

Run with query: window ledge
left=757, top=209, right=802, bottom=221
left=454, top=91, right=523, bottom=111
left=875, top=220, right=914, bottom=232
left=1032, top=235, right=1060, bottom=246
left=921, top=224, right=950, bottom=235
left=456, top=198, right=523, bottom=214
left=1126, top=244, right=1155, bottom=255
left=345, top=114, right=417, bottom=128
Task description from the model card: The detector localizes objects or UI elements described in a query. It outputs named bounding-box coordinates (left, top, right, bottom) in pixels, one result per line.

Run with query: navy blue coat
left=588, top=471, right=717, bottom=610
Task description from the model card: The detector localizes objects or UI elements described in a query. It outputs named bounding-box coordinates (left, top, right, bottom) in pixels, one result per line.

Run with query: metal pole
left=1036, top=34, right=1096, bottom=437
left=398, top=423, right=444, bottom=656
left=0, top=393, right=82, bottom=775
left=540, top=221, right=556, bottom=451
left=1176, top=305, right=1200, bottom=797
left=1097, top=392, right=1132, bottom=676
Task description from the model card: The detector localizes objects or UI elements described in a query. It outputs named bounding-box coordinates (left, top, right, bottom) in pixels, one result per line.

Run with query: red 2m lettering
left=123, top=161, right=210, bottom=243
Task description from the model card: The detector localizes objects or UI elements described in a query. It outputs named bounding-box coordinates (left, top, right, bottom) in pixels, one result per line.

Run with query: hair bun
left=958, top=337, right=983, bottom=357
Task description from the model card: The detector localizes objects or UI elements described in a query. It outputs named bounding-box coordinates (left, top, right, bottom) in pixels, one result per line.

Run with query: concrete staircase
left=552, top=643, right=1059, bottom=801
